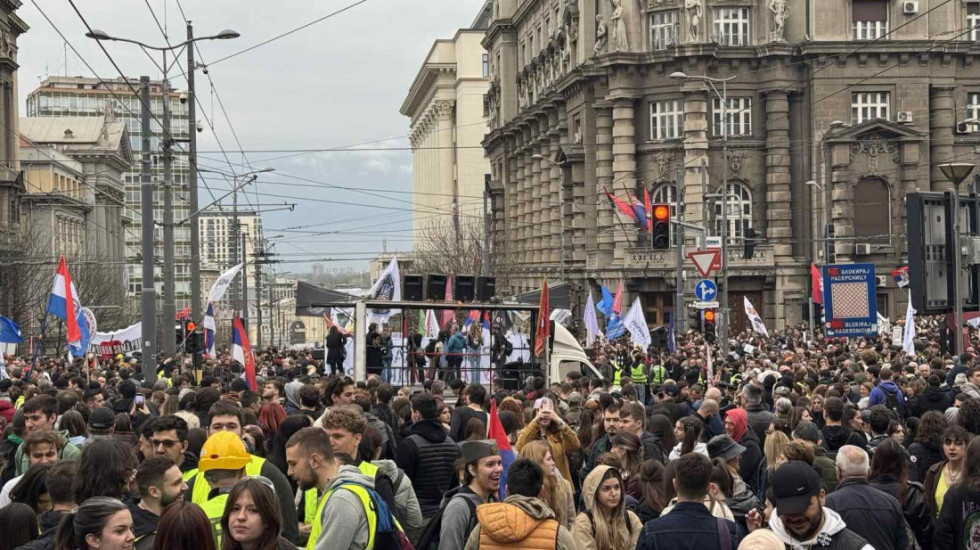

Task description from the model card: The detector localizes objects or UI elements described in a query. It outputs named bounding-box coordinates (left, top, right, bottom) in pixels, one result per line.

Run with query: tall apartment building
left=483, top=0, right=980, bottom=332
left=400, top=3, right=493, bottom=240
left=198, top=206, right=264, bottom=340
left=26, top=76, right=192, bottom=311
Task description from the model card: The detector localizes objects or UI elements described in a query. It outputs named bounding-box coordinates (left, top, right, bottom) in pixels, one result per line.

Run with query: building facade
left=0, top=2, right=26, bottom=324
left=482, top=0, right=980, bottom=332
left=25, top=76, right=192, bottom=311
left=401, top=5, right=493, bottom=240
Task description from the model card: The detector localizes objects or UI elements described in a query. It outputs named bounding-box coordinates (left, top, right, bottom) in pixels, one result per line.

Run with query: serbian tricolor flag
left=232, top=317, right=257, bottom=390
left=47, top=256, right=81, bottom=347
left=810, top=263, right=823, bottom=305
left=605, top=189, right=637, bottom=222
left=462, top=310, right=481, bottom=330
left=534, top=279, right=549, bottom=357
left=202, top=302, right=216, bottom=359
left=892, top=266, right=909, bottom=288
left=487, top=399, right=516, bottom=501
left=631, top=193, right=648, bottom=231
left=643, top=187, right=653, bottom=231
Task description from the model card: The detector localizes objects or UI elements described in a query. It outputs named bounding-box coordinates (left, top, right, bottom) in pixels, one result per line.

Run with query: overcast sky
left=16, top=0, right=486, bottom=276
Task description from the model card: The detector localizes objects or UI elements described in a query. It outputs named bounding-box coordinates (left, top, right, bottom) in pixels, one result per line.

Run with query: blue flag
left=606, top=312, right=624, bottom=339
left=0, top=316, right=23, bottom=344
left=597, top=285, right=614, bottom=317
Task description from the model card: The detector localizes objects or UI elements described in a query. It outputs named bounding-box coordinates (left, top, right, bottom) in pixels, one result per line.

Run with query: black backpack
left=883, top=386, right=904, bottom=417
left=414, top=493, right=477, bottom=550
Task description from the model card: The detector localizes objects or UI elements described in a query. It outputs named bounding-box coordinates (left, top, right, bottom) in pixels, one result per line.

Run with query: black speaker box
left=476, top=276, right=496, bottom=301
left=455, top=275, right=476, bottom=302
left=426, top=274, right=448, bottom=300
left=404, top=274, right=423, bottom=301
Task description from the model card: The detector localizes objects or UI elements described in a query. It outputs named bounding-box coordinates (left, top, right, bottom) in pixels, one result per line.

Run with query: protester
left=151, top=501, right=216, bottom=550
left=824, top=445, right=908, bottom=550
left=73, top=437, right=138, bottom=504
left=395, top=393, right=459, bottom=520
left=462, top=458, right=577, bottom=550
left=448, top=385, right=488, bottom=443
left=16, top=460, right=76, bottom=550
left=669, top=416, right=707, bottom=460
left=867, top=438, right=932, bottom=548
left=924, top=423, right=970, bottom=518
left=0, top=430, right=61, bottom=507
left=517, top=439, right=575, bottom=528
left=220, top=477, right=296, bottom=550
left=131, top=457, right=188, bottom=550
left=0, top=503, right=38, bottom=550
left=438, top=440, right=502, bottom=550
left=54, top=497, right=134, bottom=550
left=319, top=407, right=396, bottom=513
left=515, top=396, right=580, bottom=482
left=573, top=465, right=642, bottom=550
left=16, top=396, right=80, bottom=475
left=934, top=436, right=980, bottom=550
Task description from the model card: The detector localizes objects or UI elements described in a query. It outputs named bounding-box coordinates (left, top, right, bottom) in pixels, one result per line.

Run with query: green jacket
left=15, top=430, right=80, bottom=475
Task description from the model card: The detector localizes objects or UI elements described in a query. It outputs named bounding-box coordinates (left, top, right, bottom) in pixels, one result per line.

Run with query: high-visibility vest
left=304, top=461, right=379, bottom=526
left=611, top=361, right=622, bottom=386
left=187, top=455, right=265, bottom=505
left=631, top=363, right=648, bottom=384
left=306, top=483, right=379, bottom=550
left=200, top=491, right=229, bottom=545
left=650, top=365, right=668, bottom=385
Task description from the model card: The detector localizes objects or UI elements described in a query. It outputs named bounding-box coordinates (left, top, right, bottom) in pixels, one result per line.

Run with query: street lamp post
left=940, top=162, right=976, bottom=356
left=671, top=71, right=737, bottom=357
left=85, top=27, right=239, bottom=359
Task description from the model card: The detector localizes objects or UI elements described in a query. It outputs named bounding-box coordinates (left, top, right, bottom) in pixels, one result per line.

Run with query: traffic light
left=688, top=308, right=702, bottom=333
left=704, top=310, right=717, bottom=343
left=652, top=203, right=671, bottom=249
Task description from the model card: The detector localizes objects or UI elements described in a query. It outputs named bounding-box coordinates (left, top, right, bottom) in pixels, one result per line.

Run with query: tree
left=411, top=216, right=499, bottom=278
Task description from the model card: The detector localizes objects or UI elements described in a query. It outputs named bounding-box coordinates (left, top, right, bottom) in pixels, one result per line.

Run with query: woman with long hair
left=258, top=403, right=286, bottom=441
left=0, top=502, right=38, bottom=550
left=515, top=397, right=581, bottom=482
left=668, top=416, right=706, bottom=460
left=573, top=466, right=642, bottom=550
left=763, top=430, right=790, bottom=478
left=647, top=414, right=675, bottom=463
left=869, top=438, right=932, bottom=548
left=221, top=478, right=295, bottom=550
left=924, top=424, right=971, bottom=518
left=577, top=408, right=597, bottom=452
left=909, top=410, right=948, bottom=482
left=60, top=410, right=88, bottom=447
left=152, top=501, right=215, bottom=550
left=518, top=440, right=575, bottom=529
left=73, top=437, right=138, bottom=504
left=610, top=432, right=643, bottom=500
left=54, top=497, right=133, bottom=550
left=634, top=459, right=668, bottom=523
left=935, top=437, right=980, bottom=549
left=325, top=325, right=347, bottom=377
left=9, top=462, right=52, bottom=513
left=243, top=425, right=267, bottom=458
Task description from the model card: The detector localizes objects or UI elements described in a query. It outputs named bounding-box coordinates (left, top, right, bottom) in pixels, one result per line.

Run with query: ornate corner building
left=481, top=0, right=980, bottom=332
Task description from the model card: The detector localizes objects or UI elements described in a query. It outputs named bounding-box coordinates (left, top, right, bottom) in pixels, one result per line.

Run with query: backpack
left=414, top=493, right=477, bottom=550
left=335, top=481, right=415, bottom=550
left=883, top=386, right=903, bottom=416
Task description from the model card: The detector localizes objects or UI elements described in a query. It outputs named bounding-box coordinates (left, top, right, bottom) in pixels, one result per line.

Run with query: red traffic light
left=654, top=205, right=670, bottom=220
left=186, top=322, right=196, bottom=332
left=703, top=310, right=716, bottom=323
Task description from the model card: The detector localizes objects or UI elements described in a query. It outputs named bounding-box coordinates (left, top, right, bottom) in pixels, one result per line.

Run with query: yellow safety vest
left=306, top=483, right=378, bottom=550
left=631, top=363, right=648, bottom=384
left=200, top=491, right=229, bottom=545
left=611, top=361, right=622, bottom=386
left=304, top=461, right=378, bottom=526
left=188, top=455, right=266, bottom=505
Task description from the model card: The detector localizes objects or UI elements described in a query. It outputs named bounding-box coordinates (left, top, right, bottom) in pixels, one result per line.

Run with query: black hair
left=54, top=497, right=128, bottom=550
left=73, top=437, right=138, bottom=503
left=299, top=385, right=320, bottom=408
left=412, top=393, right=439, bottom=421
left=23, top=395, right=57, bottom=417
left=824, top=396, right=845, bottom=422
left=0, top=503, right=38, bottom=550
left=46, top=460, right=77, bottom=506
left=467, top=385, right=487, bottom=408
left=673, top=452, right=713, bottom=500
left=10, top=462, right=52, bottom=513
left=152, top=415, right=189, bottom=441
left=506, top=458, right=544, bottom=498
left=136, top=456, right=177, bottom=498
left=868, top=405, right=891, bottom=435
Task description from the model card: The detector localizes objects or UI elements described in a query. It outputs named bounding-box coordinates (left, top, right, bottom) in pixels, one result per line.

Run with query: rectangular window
left=650, top=99, right=685, bottom=140
left=852, top=0, right=888, bottom=40
left=713, top=7, right=750, bottom=46
left=649, top=10, right=679, bottom=50
left=482, top=53, right=489, bottom=78
left=969, top=92, right=980, bottom=122
left=851, top=91, right=890, bottom=123
left=712, top=97, right=752, bottom=136
left=969, top=2, right=980, bottom=41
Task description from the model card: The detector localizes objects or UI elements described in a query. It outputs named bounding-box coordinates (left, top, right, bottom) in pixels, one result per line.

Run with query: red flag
left=644, top=187, right=653, bottom=231
left=441, top=276, right=454, bottom=328
left=176, top=306, right=190, bottom=321
left=605, top=190, right=637, bottom=221
left=811, top=263, right=823, bottom=305
left=487, top=399, right=516, bottom=501
left=612, top=280, right=624, bottom=315
left=534, top=279, right=549, bottom=357
left=232, top=317, right=257, bottom=391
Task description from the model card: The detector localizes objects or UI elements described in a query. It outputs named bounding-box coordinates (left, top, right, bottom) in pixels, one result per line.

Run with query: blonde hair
left=764, top=430, right=791, bottom=474
left=518, top=440, right=571, bottom=526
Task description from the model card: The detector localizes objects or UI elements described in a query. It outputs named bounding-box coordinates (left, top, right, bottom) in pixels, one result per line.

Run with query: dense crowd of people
left=0, top=314, right=979, bottom=549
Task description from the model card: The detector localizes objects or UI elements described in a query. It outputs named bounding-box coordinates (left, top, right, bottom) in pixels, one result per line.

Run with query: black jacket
left=911, top=386, right=953, bottom=417
left=825, top=478, right=909, bottom=550
left=869, top=475, right=932, bottom=548
left=821, top=425, right=867, bottom=453
left=909, top=438, right=945, bottom=483
left=636, top=501, right=740, bottom=550
left=395, top=420, right=459, bottom=517
left=737, top=428, right=764, bottom=496
left=325, top=332, right=347, bottom=361
left=933, top=483, right=980, bottom=550
left=744, top=402, right=773, bottom=443
left=15, top=510, right=68, bottom=550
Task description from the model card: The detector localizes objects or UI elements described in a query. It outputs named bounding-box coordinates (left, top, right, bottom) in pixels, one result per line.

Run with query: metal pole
left=953, top=188, right=965, bottom=356
left=242, top=231, right=249, bottom=333
left=483, top=181, right=491, bottom=276
left=675, top=167, right=685, bottom=333
left=139, top=76, right=157, bottom=383
left=720, top=81, right=730, bottom=358
left=187, top=22, right=202, bottom=323
left=231, top=176, right=239, bottom=310
left=255, top=240, right=262, bottom=348
left=162, top=52, right=177, bottom=358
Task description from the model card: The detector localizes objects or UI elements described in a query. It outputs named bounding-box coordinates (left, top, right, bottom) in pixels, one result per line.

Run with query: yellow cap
left=198, top=431, right=251, bottom=472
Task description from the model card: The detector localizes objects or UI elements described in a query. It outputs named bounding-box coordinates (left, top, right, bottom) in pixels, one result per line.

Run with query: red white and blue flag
left=202, top=302, right=216, bottom=359
left=891, top=266, right=909, bottom=288
left=47, top=256, right=82, bottom=348
left=487, top=399, right=516, bottom=501
left=232, top=317, right=257, bottom=390
left=462, top=310, right=481, bottom=330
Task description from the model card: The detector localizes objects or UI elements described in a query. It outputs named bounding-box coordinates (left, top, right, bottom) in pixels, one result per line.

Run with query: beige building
left=482, top=0, right=980, bottom=332
left=0, top=5, right=27, bottom=323
left=401, top=4, right=493, bottom=240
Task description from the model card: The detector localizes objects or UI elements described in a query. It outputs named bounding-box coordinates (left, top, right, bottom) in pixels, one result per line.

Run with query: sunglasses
left=236, top=476, right=275, bottom=491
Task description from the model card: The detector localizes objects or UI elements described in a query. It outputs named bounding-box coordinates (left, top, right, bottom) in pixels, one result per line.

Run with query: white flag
left=623, top=297, right=651, bottom=347
left=744, top=296, right=769, bottom=337
left=424, top=309, right=441, bottom=339
left=903, top=291, right=916, bottom=355
left=367, top=257, right=401, bottom=324
left=584, top=292, right=600, bottom=347
left=207, top=263, right=244, bottom=304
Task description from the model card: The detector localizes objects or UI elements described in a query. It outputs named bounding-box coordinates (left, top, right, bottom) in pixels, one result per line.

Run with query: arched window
left=853, top=177, right=890, bottom=239
left=651, top=183, right=678, bottom=217
left=714, top=182, right=752, bottom=242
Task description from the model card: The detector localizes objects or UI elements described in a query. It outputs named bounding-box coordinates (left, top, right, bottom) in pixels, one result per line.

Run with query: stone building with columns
left=482, top=0, right=980, bottom=333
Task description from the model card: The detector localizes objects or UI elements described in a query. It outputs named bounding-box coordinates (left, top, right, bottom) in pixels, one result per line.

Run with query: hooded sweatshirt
left=769, top=507, right=873, bottom=550
left=373, top=459, right=423, bottom=542
left=15, top=430, right=80, bottom=475
left=572, top=465, right=643, bottom=550
left=284, top=379, right=304, bottom=413
left=463, top=494, right=577, bottom=550
left=314, top=465, right=376, bottom=550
